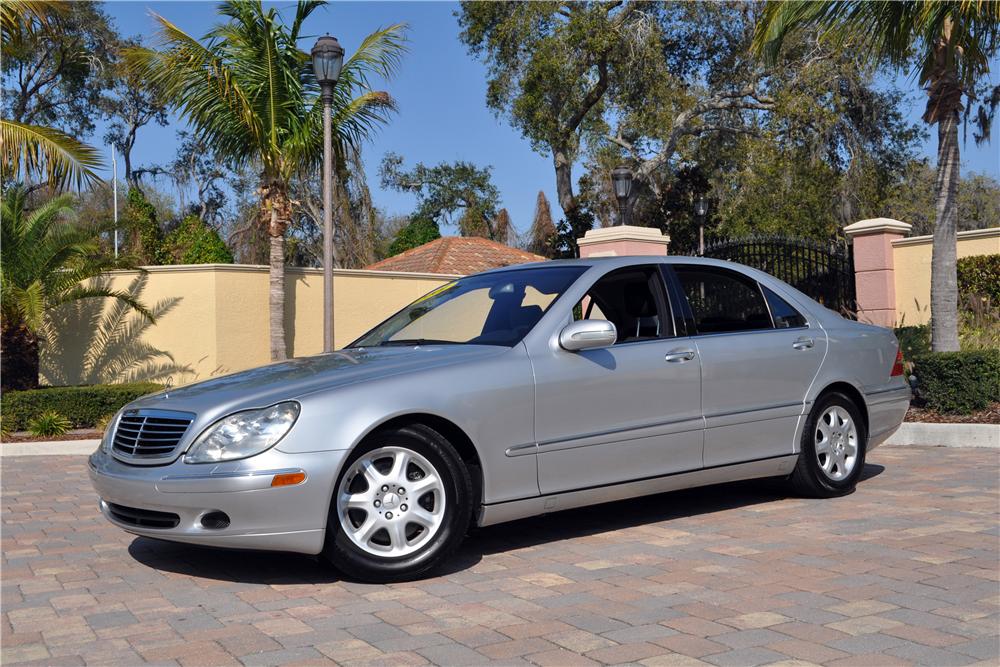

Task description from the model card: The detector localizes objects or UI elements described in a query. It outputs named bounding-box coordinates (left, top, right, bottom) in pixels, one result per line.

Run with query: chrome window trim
left=671, top=263, right=816, bottom=337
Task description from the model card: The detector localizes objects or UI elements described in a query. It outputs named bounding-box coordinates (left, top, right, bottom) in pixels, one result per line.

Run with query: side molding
left=477, top=455, right=798, bottom=527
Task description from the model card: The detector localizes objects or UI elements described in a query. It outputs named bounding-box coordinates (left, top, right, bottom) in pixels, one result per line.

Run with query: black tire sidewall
left=800, top=392, right=867, bottom=495
left=323, top=424, right=472, bottom=582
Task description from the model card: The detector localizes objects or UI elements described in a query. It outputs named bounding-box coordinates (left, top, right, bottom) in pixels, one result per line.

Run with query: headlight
left=185, top=402, right=300, bottom=464
left=99, top=411, right=121, bottom=454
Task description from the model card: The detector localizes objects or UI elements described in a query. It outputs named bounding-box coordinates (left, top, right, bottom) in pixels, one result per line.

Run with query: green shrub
left=894, top=325, right=931, bottom=359
left=911, top=350, right=1000, bottom=414
left=387, top=217, right=441, bottom=256
left=27, top=410, right=73, bottom=437
left=164, top=215, right=234, bottom=264
left=125, top=187, right=167, bottom=265
left=1, top=383, right=162, bottom=431
left=957, top=253, right=1000, bottom=304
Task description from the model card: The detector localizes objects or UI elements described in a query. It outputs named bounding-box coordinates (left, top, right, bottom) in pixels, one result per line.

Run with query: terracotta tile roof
left=365, top=236, right=546, bottom=275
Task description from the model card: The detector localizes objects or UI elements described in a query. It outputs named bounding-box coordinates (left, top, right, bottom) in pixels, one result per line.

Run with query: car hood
left=126, top=345, right=507, bottom=415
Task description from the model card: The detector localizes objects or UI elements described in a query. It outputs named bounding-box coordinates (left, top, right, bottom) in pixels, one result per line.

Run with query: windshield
left=350, top=266, right=586, bottom=348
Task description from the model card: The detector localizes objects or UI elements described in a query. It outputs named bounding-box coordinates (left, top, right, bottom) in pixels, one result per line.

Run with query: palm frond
left=752, top=1, right=1000, bottom=89
left=1, top=119, right=103, bottom=190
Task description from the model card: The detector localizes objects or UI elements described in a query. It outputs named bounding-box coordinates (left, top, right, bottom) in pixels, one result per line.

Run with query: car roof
left=477, top=255, right=746, bottom=276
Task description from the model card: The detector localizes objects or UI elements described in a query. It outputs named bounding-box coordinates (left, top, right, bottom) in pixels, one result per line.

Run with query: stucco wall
left=893, top=228, right=1000, bottom=326
left=40, top=265, right=455, bottom=386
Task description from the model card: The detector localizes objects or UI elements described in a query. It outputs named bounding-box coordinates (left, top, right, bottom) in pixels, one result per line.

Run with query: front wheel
left=322, top=424, right=473, bottom=582
left=789, top=392, right=867, bottom=498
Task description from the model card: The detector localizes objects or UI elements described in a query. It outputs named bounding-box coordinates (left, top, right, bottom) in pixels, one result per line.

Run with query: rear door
left=668, top=264, right=826, bottom=467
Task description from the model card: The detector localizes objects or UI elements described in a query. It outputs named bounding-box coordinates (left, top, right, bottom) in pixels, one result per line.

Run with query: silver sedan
left=90, top=256, right=911, bottom=581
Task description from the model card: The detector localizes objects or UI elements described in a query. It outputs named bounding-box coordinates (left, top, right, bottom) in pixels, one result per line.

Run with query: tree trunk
left=269, top=232, right=287, bottom=361
left=930, top=104, right=961, bottom=352
left=1, top=319, right=40, bottom=391
left=553, top=148, right=577, bottom=217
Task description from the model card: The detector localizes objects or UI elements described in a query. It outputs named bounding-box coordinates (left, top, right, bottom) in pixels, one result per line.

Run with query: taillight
left=890, top=349, right=904, bottom=377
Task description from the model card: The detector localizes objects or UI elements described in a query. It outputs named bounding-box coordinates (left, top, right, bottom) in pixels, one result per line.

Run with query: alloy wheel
left=336, top=446, right=445, bottom=557
left=814, top=405, right=858, bottom=482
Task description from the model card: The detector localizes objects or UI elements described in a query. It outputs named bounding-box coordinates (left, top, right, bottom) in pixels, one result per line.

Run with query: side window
left=762, top=285, right=807, bottom=328
left=574, top=266, right=673, bottom=343
left=674, top=266, right=773, bottom=334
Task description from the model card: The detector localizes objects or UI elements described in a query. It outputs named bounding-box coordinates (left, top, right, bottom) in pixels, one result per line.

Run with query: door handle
left=792, top=337, right=815, bottom=350
left=665, top=349, right=696, bottom=362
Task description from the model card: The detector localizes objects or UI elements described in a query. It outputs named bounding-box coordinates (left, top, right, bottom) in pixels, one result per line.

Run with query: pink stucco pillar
left=577, top=225, right=670, bottom=258
left=843, top=218, right=912, bottom=328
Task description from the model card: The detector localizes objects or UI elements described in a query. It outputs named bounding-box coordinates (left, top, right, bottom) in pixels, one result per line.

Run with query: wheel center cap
left=382, top=492, right=399, bottom=509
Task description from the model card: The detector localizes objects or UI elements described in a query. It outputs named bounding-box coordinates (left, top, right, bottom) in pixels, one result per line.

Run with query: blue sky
left=94, top=1, right=1000, bottom=235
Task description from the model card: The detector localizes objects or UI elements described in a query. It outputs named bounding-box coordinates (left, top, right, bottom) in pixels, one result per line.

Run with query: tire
left=789, top=391, right=867, bottom=498
left=322, top=423, right=473, bottom=582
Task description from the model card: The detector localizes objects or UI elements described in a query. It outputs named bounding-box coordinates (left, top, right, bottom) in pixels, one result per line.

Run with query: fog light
left=201, top=511, right=230, bottom=530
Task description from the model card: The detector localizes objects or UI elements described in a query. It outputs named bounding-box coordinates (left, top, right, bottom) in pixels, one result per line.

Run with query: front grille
left=107, top=503, right=180, bottom=529
left=112, top=410, right=194, bottom=462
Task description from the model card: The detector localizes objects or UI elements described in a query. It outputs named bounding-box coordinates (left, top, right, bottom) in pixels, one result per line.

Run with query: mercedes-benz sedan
left=90, top=256, right=910, bottom=581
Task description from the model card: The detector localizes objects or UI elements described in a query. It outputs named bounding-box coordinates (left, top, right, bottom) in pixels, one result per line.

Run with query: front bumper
left=89, top=446, right=349, bottom=554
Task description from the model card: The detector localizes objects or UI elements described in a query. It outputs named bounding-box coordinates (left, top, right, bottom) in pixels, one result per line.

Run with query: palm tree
left=127, top=0, right=405, bottom=360
left=753, top=1, right=1000, bottom=352
left=1, top=187, right=152, bottom=390
left=1, top=0, right=103, bottom=190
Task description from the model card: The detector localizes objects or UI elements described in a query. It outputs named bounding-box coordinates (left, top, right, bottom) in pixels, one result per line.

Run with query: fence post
left=577, top=225, right=670, bottom=258
left=843, top=218, right=912, bottom=328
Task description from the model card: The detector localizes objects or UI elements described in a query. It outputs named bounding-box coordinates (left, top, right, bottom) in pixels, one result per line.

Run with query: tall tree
left=527, top=191, right=557, bottom=257
left=458, top=2, right=833, bottom=253
left=2, top=1, right=117, bottom=139
left=1, top=187, right=151, bottom=390
left=101, top=38, right=169, bottom=186
left=380, top=152, right=506, bottom=240
left=1, top=0, right=103, bottom=190
left=753, top=1, right=1000, bottom=351
left=128, top=1, right=405, bottom=360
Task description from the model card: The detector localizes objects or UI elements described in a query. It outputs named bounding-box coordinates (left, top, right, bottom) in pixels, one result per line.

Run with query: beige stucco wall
left=40, top=265, right=456, bottom=386
left=893, top=228, right=1000, bottom=326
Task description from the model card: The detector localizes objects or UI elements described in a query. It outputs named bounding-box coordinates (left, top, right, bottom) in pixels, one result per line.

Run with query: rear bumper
left=89, top=446, right=349, bottom=554
left=866, top=386, right=911, bottom=450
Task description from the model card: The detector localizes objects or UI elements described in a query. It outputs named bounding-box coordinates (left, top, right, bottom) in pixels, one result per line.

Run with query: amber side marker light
left=271, top=472, right=306, bottom=487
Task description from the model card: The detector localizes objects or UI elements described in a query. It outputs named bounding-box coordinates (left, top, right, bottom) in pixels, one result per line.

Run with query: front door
left=532, top=265, right=703, bottom=495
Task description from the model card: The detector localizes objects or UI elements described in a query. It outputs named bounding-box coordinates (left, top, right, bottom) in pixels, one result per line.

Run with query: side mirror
left=559, top=319, right=617, bottom=351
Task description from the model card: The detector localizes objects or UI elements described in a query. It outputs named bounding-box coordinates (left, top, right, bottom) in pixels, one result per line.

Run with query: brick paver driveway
left=2, top=447, right=997, bottom=666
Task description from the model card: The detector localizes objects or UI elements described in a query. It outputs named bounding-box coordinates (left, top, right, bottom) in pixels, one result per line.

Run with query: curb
left=0, top=440, right=99, bottom=457
left=883, top=422, right=998, bottom=449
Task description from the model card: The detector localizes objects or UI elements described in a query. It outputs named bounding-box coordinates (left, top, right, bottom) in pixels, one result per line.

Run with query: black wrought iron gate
left=700, top=235, right=855, bottom=312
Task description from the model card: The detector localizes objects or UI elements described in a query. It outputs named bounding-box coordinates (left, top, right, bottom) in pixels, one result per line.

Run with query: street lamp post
left=312, top=34, right=345, bottom=353
left=694, top=194, right=708, bottom=255
left=611, top=166, right=633, bottom=227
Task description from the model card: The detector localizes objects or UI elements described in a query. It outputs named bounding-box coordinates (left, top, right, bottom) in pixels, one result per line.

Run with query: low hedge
left=957, top=253, right=1000, bottom=304
left=911, top=350, right=1000, bottom=414
left=1, top=383, right=162, bottom=431
left=894, top=324, right=931, bottom=360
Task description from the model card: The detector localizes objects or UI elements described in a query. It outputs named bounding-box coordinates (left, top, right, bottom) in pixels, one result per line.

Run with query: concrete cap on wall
left=577, top=225, right=671, bottom=258
left=843, top=218, right=912, bottom=238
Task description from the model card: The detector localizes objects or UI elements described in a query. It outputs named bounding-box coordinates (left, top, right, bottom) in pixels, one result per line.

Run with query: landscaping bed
left=1, top=383, right=162, bottom=439
left=906, top=402, right=1000, bottom=425
left=2, top=428, right=102, bottom=443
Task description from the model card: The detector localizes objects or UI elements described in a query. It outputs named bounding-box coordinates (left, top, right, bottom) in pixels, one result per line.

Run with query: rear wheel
left=789, top=391, right=867, bottom=497
left=323, top=424, right=472, bottom=582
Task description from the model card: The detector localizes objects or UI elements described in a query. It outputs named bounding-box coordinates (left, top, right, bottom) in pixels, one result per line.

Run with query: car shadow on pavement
left=127, top=463, right=884, bottom=584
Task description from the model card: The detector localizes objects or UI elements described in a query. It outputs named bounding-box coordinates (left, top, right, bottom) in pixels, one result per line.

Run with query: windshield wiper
left=376, top=338, right=462, bottom=347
